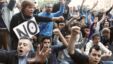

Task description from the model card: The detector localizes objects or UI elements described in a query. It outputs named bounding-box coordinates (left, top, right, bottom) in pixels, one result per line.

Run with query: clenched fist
left=71, top=26, right=81, bottom=35
left=53, top=28, right=61, bottom=35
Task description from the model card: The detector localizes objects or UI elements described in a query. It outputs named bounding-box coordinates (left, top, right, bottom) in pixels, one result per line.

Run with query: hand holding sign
left=13, top=17, right=39, bottom=39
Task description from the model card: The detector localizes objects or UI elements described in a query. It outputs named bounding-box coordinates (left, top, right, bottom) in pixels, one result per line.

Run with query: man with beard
left=101, top=28, right=111, bottom=46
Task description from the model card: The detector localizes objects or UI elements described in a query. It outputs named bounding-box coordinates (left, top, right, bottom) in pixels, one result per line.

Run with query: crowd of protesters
left=0, top=0, right=113, bottom=64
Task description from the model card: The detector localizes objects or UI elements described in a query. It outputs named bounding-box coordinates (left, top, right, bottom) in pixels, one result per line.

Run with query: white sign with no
left=13, top=17, right=40, bottom=39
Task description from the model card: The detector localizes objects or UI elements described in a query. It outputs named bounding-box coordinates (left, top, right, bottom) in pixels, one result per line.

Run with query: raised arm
left=53, top=0, right=65, bottom=17
left=106, top=5, right=113, bottom=15
left=98, top=13, right=106, bottom=23
left=68, top=26, right=81, bottom=54
left=79, top=0, right=86, bottom=11
left=35, top=15, right=64, bottom=22
left=95, top=13, right=106, bottom=32
left=53, top=28, right=68, bottom=47
left=66, top=17, right=75, bottom=25
left=89, top=0, right=98, bottom=11
left=28, top=44, right=51, bottom=64
left=87, top=14, right=93, bottom=26
left=66, top=17, right=76, bottom=31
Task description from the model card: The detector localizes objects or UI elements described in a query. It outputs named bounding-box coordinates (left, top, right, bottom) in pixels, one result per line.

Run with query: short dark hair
left=21, top=0, right=35, bottom=11
left=92, top=33, right=100, bottom=40
left=81, top=26, right=90, bottom=37
left=89, top=45, right=101, bottom=54
left=70, top=21, right=81, bottom=27
left=41, top=37, right=51, bottom=43
left=64, top=30, right=71, bottom=37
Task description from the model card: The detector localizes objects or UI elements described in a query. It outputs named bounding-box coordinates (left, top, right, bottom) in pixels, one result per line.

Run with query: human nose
left=95, top=55, right=99, bottom=60
left=19, top=44, right=23, bottom=48
left=31, top=8, right=34, bottom=12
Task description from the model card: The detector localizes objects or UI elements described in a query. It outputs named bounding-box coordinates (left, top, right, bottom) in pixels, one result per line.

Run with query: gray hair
left=101, top=28, right=110, bottom=35
left=19, top=36, right=34, bottom=51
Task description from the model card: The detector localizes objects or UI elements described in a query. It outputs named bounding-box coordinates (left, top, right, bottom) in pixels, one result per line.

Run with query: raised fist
left=53, top=28, right=61, bottom=35
left=71, top=26, right=80, bottom=35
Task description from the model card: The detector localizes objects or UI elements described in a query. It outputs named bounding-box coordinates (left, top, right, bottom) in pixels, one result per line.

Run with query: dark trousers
left=0, top=28, right=9, bottom=50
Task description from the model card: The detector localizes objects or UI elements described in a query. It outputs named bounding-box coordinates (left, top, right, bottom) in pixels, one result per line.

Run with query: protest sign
left=13, top=17, right=39, bottom=39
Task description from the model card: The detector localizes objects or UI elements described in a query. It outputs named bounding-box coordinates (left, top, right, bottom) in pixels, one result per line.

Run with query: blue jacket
left=38, top=4, right=65, bottom=37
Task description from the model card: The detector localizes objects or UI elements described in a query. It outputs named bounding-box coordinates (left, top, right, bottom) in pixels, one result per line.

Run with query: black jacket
left=10, top=12, right=52, bottom=50
left=0, top=50, right=18, bottom=64
left=0, top=49, right=39, bottom=64
left=69, top=50, right=103, bottom=64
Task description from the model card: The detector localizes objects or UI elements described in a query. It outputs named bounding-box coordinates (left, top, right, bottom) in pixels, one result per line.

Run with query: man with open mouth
left=0, top=36, right=51, bottom=64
